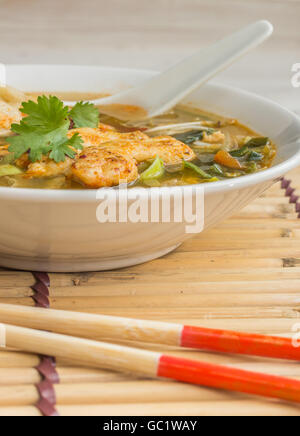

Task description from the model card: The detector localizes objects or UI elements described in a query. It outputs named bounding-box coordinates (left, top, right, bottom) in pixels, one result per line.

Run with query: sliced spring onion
left=140, top=156, right=164, bottom=181
left=145, top=122, right=214, bottom=135
left=245, top=137, right=269, bottom=148
left=184, top=161, right=216, bottom=179
left=173, top=130, right=205, bottom=145
left=209, top=163, right=224, bottom=176
left=247, top=151, right=263, bottom=161
left=230, top=146, right=249, bottom=157
left=0, top=164, right=22, bottom=177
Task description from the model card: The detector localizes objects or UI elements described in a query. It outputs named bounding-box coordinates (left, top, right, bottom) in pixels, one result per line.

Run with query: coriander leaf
left=7, top=96, right=96, bottom=163
left=7, top=135, right=30, bottom=159
left=69, top=102, right=99, bottom=128
left=20, top=96, right=69, bottom=133
left=8, top=124, right=70, bottom=162
left=49, top=133, right=83, bottom=163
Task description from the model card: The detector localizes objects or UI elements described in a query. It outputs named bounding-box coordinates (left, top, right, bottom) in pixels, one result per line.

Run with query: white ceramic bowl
left=1, top=65, right=300, bottom=272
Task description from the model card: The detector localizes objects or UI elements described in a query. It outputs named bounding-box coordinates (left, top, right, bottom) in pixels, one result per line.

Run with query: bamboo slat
left=1, top=400, right=300, bottom=417
left=0, top=174, right=299, bottom=416
left=0, top=367, right=137, bottom=386
left=0, top=380, right=243, bottom=407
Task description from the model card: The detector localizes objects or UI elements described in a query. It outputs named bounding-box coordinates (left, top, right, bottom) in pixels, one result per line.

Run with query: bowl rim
left=1, top=64, right=300, bottom=202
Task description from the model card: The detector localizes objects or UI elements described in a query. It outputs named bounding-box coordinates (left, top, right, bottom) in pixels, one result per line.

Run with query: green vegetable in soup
left=247, top=150, right=263, bottom=162
left=244, top=137, right=269, bottom=148
left=140, top=156, right=164, bottom=181
left=230, top=146, right=249, bottom=157
left=0, top=164, right=22, bottom=177
left=184, top=161, right=216, bottom=179
left=173, top=129, right=215, bottom=145
left=209, top=163, right=224, bottom=176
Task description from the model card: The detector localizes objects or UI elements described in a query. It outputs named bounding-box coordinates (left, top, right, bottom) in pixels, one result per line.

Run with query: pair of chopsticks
left=0, top=303, right=300, bottom=403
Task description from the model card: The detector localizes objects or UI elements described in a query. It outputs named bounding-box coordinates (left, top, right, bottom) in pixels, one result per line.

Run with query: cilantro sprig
left=7, top=96, right=99, bottom=163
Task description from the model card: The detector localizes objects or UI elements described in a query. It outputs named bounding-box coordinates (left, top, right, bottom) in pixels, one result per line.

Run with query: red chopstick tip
left=157, top=354, right=300, bottom=403
left=180, top=325, right=300, bottom=361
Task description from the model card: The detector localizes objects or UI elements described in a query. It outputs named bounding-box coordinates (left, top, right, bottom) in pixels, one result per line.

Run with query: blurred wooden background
left=0, top=0, right=299, bottom=113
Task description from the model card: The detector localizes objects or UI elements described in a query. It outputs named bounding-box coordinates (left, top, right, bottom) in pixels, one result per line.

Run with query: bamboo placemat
left=0, top=169, right=299, bottom=416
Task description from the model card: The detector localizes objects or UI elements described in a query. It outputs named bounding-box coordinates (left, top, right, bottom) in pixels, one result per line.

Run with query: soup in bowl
left=0, top=65, right=299, bottom=272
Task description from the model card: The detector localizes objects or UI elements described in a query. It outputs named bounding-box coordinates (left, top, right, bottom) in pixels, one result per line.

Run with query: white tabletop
left=0, top=0, right=299, bottom=113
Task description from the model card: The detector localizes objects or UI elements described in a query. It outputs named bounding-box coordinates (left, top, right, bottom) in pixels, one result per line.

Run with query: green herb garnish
left=69, top=102, right=100, bottom=128
left=174, top=129, right=215, bottom=145
left=245, top=137, right=269, bottom=148
left=7, top=96, right=99, bottom=163
left=184, top=161, right=215, bottom=179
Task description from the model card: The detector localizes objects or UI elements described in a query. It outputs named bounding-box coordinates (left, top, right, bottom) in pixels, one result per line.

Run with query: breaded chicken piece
left=24, top=128, right=149, bottom=178
left=68, top=127, right=149, bottom=148
left=98, top=123, right=117, bottom=132
left=146, top=136, right=196, bottom=164
left=16, top=127, right=110, bottom=172
left=68, top=127, right=119, bottom=147
left=15, top=152, right=30, bottom=169
left=25, top=156, right=73, bottom=179
left=107, top=136, right=196, bottom=164
left=22, top=128, right=194, bottom=183
left=71, top=135, right=195, bottom=188
left=72, top=146, right=138, bottom=188
left=0, top=101, right=22, bottom=136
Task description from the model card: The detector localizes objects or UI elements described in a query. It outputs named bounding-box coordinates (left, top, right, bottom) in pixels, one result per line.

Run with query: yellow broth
left=0, top=93, right=276, bottom=189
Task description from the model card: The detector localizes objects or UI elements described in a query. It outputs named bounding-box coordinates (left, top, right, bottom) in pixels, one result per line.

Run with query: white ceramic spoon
left=64, top=20, right=273, bottom=121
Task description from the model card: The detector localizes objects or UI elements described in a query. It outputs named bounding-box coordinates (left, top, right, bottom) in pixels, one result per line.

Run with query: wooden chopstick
left=2, top=322, right=300, bottom=404
left=0, top=303, right=298, bottom=361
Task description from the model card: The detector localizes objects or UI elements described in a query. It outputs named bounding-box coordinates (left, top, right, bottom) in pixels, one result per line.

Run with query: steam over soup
left=0, top=88, right=276, bottom=189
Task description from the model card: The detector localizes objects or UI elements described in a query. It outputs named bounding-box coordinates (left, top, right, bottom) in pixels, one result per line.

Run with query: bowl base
left=0, top=244, right=181, bottom=273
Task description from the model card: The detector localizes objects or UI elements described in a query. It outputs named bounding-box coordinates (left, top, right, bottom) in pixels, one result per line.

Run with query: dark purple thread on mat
left=281, top=177, right=300, bottom=218
left=31, top=272, right=50, bottom=308
left=31, top=272, right=60, bottom=417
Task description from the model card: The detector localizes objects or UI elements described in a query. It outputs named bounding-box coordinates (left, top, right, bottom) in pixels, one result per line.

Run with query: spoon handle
left=113, top=20, right=273, bottom=118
